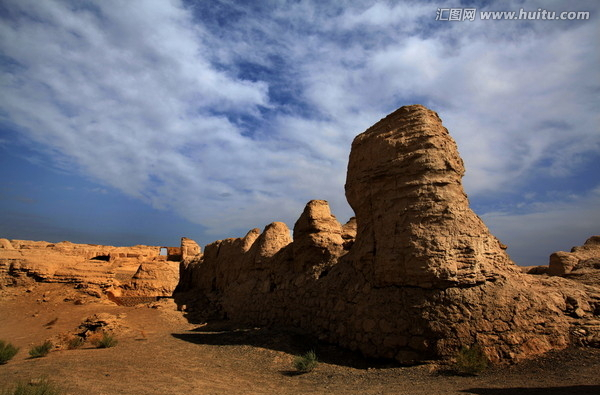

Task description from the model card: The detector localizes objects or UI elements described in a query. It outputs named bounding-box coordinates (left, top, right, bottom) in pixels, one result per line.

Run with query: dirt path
left=1, top=283, right=599, bottom=394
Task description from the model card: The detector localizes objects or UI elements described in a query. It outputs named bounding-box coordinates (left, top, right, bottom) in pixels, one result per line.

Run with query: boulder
left=549, top=236, right=600, bottom=278
left=549, top=251, right=580, bottom=276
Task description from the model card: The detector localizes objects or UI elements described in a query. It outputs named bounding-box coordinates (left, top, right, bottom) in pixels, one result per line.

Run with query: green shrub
left=0, top=340, right=19, bottom=364
left=454, top=344, right=488, bottom=375
left=28, top=341, right=52, bottom=358
left=1, top=377, right=63, bottom=395
left=92, top=332, right=118, bottom=349
left=293, top=350, right=318, bottom=373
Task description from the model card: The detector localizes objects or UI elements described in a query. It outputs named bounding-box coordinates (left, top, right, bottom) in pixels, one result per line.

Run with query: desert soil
left=1, top=283, right=599, bottom=395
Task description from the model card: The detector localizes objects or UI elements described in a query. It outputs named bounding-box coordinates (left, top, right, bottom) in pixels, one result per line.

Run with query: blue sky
left=0, top=0, right=598, bottom=266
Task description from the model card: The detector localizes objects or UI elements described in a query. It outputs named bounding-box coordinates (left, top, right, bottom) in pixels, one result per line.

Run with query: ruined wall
left=546, top=236, right=600, bottom=289
left=0, top=239, right=179, bottom=297
left=176, top=105, right=600, bottom=364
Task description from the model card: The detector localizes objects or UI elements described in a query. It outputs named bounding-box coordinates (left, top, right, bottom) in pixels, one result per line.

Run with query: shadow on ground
left=172, top=320, right=401, bottom=369
left=461, top=386, right=600, bottom=395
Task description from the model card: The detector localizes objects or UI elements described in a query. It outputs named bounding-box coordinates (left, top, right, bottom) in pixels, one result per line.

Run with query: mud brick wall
left=176, top=106, right=599, bottom=364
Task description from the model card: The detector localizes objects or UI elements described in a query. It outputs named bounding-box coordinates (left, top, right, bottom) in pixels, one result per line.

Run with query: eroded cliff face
left=174, top=105, right=599, bottom=364
left=0, top=239, right=179, bottom=298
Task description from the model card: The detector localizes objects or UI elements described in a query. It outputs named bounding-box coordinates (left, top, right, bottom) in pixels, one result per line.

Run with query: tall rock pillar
left=345, top=105, right=516, bottom=288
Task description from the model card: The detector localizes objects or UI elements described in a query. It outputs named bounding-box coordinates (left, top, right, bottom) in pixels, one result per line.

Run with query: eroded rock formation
left=292, top=200, right=345, bottom=277
left=118, top=262, right=179, bottom=297
left=0, top=239, right=180, bottom=298
left=345, top=107, right=517, bottom=287
left=175, top=105, right=600, bottom=363
left=549, top=236, right=600, bottom=280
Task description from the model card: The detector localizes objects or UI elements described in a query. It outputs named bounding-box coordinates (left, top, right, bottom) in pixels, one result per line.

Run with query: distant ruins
left=0, top=239, right=180, bottom=301
left=174, top=105, right=600, bottom=363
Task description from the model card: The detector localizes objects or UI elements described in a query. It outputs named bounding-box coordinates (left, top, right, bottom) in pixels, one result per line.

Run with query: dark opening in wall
left=166, top=246, right=182, bottom=261
left=318, top=269, right=330, bottom=279
left=91, top=255, right=110, bottom=261
left=167, top=254, right=182, bottom=261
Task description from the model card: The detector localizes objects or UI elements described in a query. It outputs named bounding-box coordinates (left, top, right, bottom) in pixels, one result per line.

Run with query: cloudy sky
left=1, top=0, right=598, bottom=266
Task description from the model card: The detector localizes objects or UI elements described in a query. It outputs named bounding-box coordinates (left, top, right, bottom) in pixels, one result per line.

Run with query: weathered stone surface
left=573, top=236, right=600, bottom=254
left=292, top=200, right=345, bottom=277
left=0, top=239, right=180, bottom=299
left=177, top=237, right=203, bottom=294
left=254, top=222, right=292, bottom=262
left=522, top=265, right=549, bottom=275
left=0, top=238, right=14, bottom=249
left=175, top=105, right=599, bottom=364
left=548, top=237, right=600, bottom=286
left=120, top=262, right=180, bottom=297
left=549, top=251, right=580, bottom=276
left=345, top=105, right=516, bottom=288
left=76, top=313, right=124, bottom=338
left=341, top=217, right=357, bottom=241
left=181, top=237, right=201, bottom=263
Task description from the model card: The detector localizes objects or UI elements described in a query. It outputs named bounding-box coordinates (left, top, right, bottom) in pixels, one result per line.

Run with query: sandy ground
left=1, top=283, right=599, bottom=395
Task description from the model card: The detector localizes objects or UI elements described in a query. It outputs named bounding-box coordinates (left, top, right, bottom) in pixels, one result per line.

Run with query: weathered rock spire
left=345, top=104, right=516, bottom=287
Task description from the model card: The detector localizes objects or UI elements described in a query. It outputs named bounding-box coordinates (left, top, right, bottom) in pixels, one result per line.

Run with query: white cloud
left=0, top=0, right=273, bottom=231
left=1, top=0, right=599, bottom=250
left=338, top=1, right=430, bottom=29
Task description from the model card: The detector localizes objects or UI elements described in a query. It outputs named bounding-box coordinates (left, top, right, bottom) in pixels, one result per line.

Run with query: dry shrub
left=1, top=377, right=62, bottom=395
left=91, top=332, right=118, bottom=348
left=28, top=341, right=52, bottom=358
left=67, top=336, right=85, bottom=350
left=293, top=350, right=318, bottom=373
left=454, top=344, right=488, bottom=375
left=0, top=340, right=19, bottom=364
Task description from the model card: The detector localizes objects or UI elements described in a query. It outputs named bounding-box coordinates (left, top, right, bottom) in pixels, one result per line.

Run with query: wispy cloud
left=1, top=0, right=599, bottom=263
